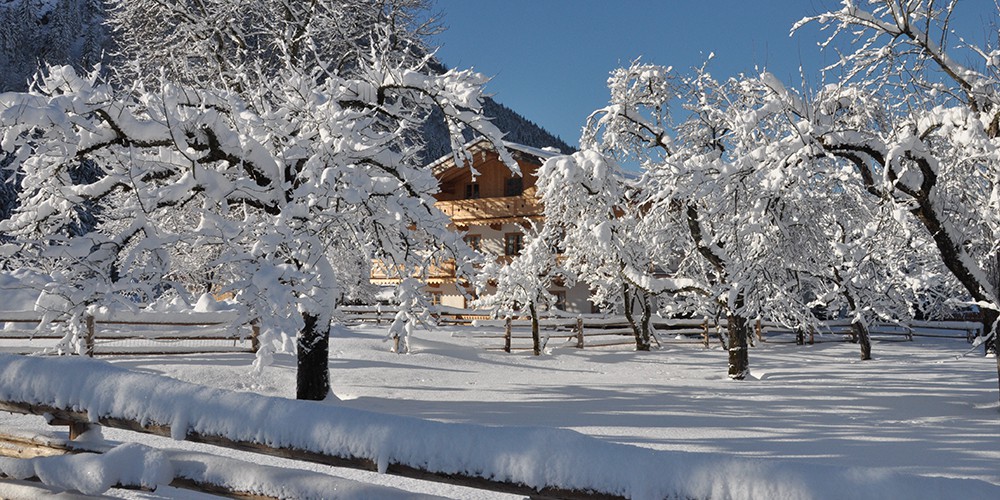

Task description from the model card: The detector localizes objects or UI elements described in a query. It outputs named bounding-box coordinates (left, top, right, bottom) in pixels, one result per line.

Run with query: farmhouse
left=371, top=138, right=594, bottom=313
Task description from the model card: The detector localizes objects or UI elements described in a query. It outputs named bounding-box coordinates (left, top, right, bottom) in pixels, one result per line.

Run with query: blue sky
left=430, top=0, right=994, bottom=148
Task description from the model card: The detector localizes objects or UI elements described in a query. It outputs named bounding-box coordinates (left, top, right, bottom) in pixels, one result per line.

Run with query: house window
left=464, top=234, right=481, bottom=251
left=464, top=183, right=480, bottom=199
left=504, top=233, right=522, bottom=256
left=428, top=291, right=443, bottom=306
left=551, top=291, right=567, bottom=311
left=504, top=177, right=523, bottom=197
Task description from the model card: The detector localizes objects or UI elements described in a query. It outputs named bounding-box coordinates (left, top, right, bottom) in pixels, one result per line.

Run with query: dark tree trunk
left=297, top=312, right=331, bottom=401
left=840, top=286, right=871, bottom=361
left=983, top=308, right=1000, bottom=401
left=529, top=303, right=541, bottom=356
left=852, top=321, right=872, bottom=361
left=727, top=307, right=750, bottom=380
left=503, top=315, right=512, bottom=353
left=623, top=285, right=650, bottom=351
left=640, top=292, right=654, bottom=349
left=995, top=330, right=1000, bottom=403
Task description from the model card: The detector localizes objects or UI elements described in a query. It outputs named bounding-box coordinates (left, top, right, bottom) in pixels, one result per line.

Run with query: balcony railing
left=370, top=260, right=458, bottom=283
left=435, top=195, right=542, bottom=223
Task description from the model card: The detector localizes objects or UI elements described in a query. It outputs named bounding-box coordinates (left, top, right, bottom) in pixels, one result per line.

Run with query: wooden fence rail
left=0, top=311, right=253, bottom=356
left=19, top=306, right=971, bottom=356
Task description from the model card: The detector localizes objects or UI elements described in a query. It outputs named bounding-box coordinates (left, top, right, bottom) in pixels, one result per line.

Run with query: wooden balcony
left=435, top=194, right=542, bottom=225
left=370, top=260, right=458, bottom=285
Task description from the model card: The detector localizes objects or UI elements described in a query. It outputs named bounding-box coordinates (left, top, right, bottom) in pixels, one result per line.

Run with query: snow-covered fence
left=0, top=310, right=251, bottom=356
left=760, top=320, right=980, bottom=344
left=0, top=430, right=434, bottom=499
left=461, top=316, right=718, bottom=350
left=459, top=315, right=981, bottom=351
left=339, top=305, right=400, bottom=325
left=0, top=355, right=627, bottom=499
left=908, top=320, right=981, bottom=341
left=339, top=305, right=491, bottom=325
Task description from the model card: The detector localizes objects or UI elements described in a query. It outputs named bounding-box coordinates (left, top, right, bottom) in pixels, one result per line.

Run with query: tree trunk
left=983, top=308, right=1000, bottom=402
left=640, top=292, right=654, bottom=349
left=852, top=321, right=871, bottom=361
left=995, top=328, right=1000, bottom=404
left=529, top=303, right=541, bottom=356
left=840, top=288, right=871, bottom=361
left=504, top=315, right=512, bottom=353
left=297, top=312, right=331, bottom=401
left=622, top=285, right=649, bottom=351
left=727, top=296, right=749, bottom=380
left=987, top=308, right=1000, bottom=354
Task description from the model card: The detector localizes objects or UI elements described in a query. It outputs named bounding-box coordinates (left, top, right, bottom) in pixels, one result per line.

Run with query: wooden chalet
left=371, top=138, right=593, bottom=313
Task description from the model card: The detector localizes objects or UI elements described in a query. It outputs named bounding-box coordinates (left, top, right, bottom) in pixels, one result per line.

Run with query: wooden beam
left=0, top=432, right=73, bottom=459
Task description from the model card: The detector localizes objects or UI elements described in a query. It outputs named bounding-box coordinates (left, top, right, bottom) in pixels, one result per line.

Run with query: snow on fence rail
left=0, top=310, right=253, bottom=356
left=0, top=430, right=438, bottom=499
left=0, top=355, right=998, bottom=500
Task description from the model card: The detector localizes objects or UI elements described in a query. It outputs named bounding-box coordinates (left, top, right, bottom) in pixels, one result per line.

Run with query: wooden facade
left=432, top=140, right=548, bottom=227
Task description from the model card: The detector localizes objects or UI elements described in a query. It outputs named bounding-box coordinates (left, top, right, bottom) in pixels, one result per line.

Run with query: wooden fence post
left=575, top=316, right=585, bottom=349
left=85, top=315, right=95, bottom=358
left=702, top=318, right=709, bottom=349
left=755, top=319, right=765, bottom=343
left=809, top=326, right=815, bottom=345
left=504, top=316, right=512, bottom=353
left=47, top=416, right=93, bottom=440
left=69, top=421, right=93, bottom=440
left=250, top=319, right=261, bottom=354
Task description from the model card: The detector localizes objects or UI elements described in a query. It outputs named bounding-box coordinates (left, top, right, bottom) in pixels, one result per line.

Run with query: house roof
left=427, top=137, right=564, bottom=175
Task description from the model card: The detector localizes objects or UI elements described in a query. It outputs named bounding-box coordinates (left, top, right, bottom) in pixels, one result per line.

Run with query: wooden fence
left=0, top=311, right=254, bottom=356
left=454, top=316, right=983, bottom=351
left=338, top=304, right=491, bottom=325
left=9, top=305, right=973, bottom=356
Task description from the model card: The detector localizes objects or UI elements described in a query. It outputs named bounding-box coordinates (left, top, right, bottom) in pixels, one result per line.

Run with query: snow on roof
left=427, top=137, right=564, bottom=174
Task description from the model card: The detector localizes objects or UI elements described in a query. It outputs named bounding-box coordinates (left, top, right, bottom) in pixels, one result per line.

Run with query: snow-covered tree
left=536, top=149, right=693, bottom=351
left=575, top=61, right=805, bottom=378
left=0, top=0, right=106, bottom=92
left=474, top=227, right=560, bottom=356
left=776, top=0, right=1000, bottom=395
left=776, top=161, right=958, bottom=360
left=0, top=1, right=515, bottom=400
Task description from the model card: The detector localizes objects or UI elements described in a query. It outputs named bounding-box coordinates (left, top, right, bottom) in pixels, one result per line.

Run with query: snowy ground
left=1, top=324, right=999, bottom=498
